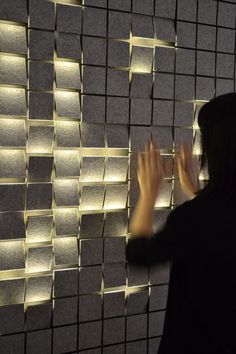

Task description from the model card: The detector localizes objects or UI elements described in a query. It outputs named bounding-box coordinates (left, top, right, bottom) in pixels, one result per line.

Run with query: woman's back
left=158, top=193, right=236, bottom=354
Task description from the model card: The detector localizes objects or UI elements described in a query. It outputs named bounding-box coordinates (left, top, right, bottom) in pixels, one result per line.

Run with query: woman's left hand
left=137, top=139, right=164, bottom=207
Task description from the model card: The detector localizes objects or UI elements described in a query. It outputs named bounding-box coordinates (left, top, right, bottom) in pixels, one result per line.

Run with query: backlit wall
left=0, top=0, right=235, bottom=353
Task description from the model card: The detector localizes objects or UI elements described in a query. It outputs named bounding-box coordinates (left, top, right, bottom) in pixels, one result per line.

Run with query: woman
left=126, top=93, right=236, bottom=354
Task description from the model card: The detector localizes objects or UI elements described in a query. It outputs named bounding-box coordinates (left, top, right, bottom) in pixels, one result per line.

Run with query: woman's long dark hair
left=196, top=93, right=236, bottom=201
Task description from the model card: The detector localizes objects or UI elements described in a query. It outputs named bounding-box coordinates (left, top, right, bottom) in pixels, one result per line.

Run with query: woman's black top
left=126, top=192, right=236, bottom=354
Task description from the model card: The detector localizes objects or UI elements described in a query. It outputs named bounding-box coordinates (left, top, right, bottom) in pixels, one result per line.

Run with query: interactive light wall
left=0, top=0, right=235, bottom=353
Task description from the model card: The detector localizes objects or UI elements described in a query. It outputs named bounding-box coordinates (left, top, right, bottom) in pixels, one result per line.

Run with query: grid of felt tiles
left=0, top=0, right=235, bottom=353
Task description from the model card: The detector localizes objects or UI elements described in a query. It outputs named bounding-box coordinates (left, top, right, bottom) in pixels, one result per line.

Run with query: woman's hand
left=137, top=139, right=164, bottom=207
left=177, top=143, right=200, bottom=199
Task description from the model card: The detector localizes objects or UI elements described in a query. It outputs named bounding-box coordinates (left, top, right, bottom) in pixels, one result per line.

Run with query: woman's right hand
left=177, top=143, right=200, bottom=199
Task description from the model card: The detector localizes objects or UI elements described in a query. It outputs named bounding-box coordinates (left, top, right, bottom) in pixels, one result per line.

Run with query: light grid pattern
left=0, top=0, right=235, bottom=353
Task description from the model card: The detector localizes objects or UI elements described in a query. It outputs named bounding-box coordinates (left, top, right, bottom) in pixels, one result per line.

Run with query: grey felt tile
left=154, top=18, right=175, bottom=42
left=108, top=40, right=130, bottom=67
left=149, top=261, right=171, bottom=284
left=29, top=61, right=54, bottom=91
left=57, top=32, right=81, bottom=59
left=0, top=56, right=27, bottom=86
left=174, top=127, right=193, bottom=151
left=0, top=184, right=25, bottom=212
left=26, top=303, right=52, bottom=331
left=103, top=262, right=126, bottom=288
left=104, top=184, right=128, bottom=209
left=103, top=317, right=126, bottom=345
left=80, top=156, right=105, bottom=181
left=217, top=28, right=235, bottom=54
left=80, top=122, right=105, bottom=147
left=176, top=48, right=195, bottom=75
left=82, top=37, right=107, bottom=66
left=149, top=285, right=169, bottom=310
left=132, top=13, right=154, bottom=38
left=53, top=297, right=78, bottom=326
left=107, top=97, right=129, bottom=123
left=29, top=92, right=54, bottom=120
left=79, top=213, right=104, bottom=238
left=174, top=102, right=194, bottom=127
left=55, top=61, right=80, bottom=89
left=131, top=46, right=153, bottom=73
left=0, top=88, right=26, bottom=117
left=0, top=150, right=25, bottom=179
left=83, top=7, right=107, bottom=36
left=0, top=279, right=25, bottom=306
left=218, top=2, right=236, bottom=28
left=105, top=157, right=128, bottom=181
left=130, top=98, right=152, bottom=125
left=130, top=73, right=153, bottom=98
left=126, top=314, right=147, bottom=341
left=196, top=77, right=215, bottom=101
left=28, top=125, right=54, bottom=152
left=82, top=95, right=105, bottom=123
left=27, top=329, right=52, bottom=354
left=29, top=0, right=55, bottom=30
left=153, top=73, right=174, bottom=99
left=26, top=215, right=52, bottom=242
left=83, top=66, right=106, bottom=95
left=109, top=0, right=131, bottom=11
left=54, top=209, right=79, bottom=236
left=177, top=21, right=196, bottom=48
left=133, top=0, right=154, bottom=15
left=54, top=179, right=79, bottom=206
left=57, top=4, right=82, bottom=34
left=197, top=25, right=216, bottom=51
left=104, top=237, right=126, bottom=263
left=79, top=265, right=102, bottom=294
left=79, top=321, right=102, bottom=350
left=103, top=344, right=125, bottom=354
left=107, top=69, right=129, bottom=96
left=0, top=304, right=24, bottom=335
left=103, top=211, right=127, bottom=236
left=175, top=75, right=195, bottom=101
left=155, top=0, right=176, bottom=19
left=55, top=121, right=80, bottom=148
left=0, top=212, right=25, bottom=240
left=196, top=51, right=215, bottom=77
left=80, top=239, right=103, bottom=266
left=216, top=79, right=234, bottom=96
left=127, top=290, right=149, bottom=315
left=53, top=325, right=77, bottom=354
left=216, top=54, right=235, bottom=79
left=0, top=334, right=25, bottom=354
left=28, top=156, right=53, bottom=182
left=149, top=311, right=166, bottom=337
left=154, top=46, right=175, bottom=72
left=55, top=91, right=81, bottom=119
left=130, top=125, right=151, bottom=152
left=0, top=241, right=24, bottom=271
left=106, top=124, right=129, bottom=148
left=84, top=0, right=107, bottom=6
left=53, top=237, right=78, bottom=266
left=26, top=183, right=52, bottom=210
left=177, top=0, right=197, bottom=21
left=0, top=23, right=27, bottom=54
left=126, top=340, right=147, bottom=354
left=198, top=0, right=217, bottom=25
left=79, top=294, right=102, bottom=322
left=103, top=291, right=125, bottom=318
left=127, top=263, right=149, bottom=286
left=153, top=100, right=174, bottom=126
left=80, top=185, right=105, bottom=210
left=29, top=29, right=55, bottom=60
left=54, top=269, right=78, bottom=297
left=0, top=0, right=27, bottom=23
left=149, top=337, right=161, bottom=354
left=108, top=11, right=131, bottom=39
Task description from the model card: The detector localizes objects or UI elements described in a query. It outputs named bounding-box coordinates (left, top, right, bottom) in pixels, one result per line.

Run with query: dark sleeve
left=126, top=207, right=187, bottom=266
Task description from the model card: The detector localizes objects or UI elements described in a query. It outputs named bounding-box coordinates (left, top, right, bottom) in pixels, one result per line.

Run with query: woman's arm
left=128, top=195, right=155, bottom=237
